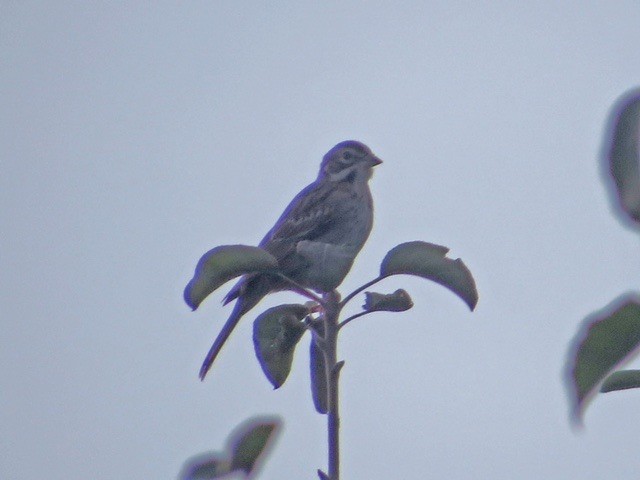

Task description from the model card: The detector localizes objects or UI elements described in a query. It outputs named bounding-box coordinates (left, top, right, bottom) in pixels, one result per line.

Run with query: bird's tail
left=199, top=287, right=263, bottom=381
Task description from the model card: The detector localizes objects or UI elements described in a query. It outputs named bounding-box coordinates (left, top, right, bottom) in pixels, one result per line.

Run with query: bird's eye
left=343, top=152, right=353, bottom=160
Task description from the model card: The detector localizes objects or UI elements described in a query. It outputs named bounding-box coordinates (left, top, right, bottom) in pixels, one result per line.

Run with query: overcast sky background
left=3, top=2, right=640, bottom=479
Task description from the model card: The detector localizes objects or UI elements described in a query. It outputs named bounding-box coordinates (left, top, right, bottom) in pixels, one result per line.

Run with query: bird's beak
left=370, top=156, right=383, bottom=166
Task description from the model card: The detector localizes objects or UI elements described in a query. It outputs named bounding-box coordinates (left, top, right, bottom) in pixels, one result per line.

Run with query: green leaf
left=604, top=88, right=640, bottom=226
left=310, top=334, right=328, bottom=414
left=380, top=241, right=478, bottom=311
left=601, top=369, right=640, bottom=393
left=229, top=418, right=281, bottom=476
left=363, top=289, right=414, bottom=313
left=180, top=417, right=281, bottom=479
left=566, top=294, right=640, bottom=424
left=184, top=245, right=279, bottom=310
left=179, top=453, right=231, bottom=480
left=253, top=304, right=309, bottom=388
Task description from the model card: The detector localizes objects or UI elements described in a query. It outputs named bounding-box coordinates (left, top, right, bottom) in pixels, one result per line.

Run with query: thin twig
left=340, top=275, right=386, bottom=308
left=338, top=310, right=375, bottom=330
left=317, top=470, right=330, bottom=480
left=273, top=272, right=324, bottom=304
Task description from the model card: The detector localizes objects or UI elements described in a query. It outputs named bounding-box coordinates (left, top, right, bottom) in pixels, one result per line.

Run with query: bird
left=199, top=140, right=382, bottom=380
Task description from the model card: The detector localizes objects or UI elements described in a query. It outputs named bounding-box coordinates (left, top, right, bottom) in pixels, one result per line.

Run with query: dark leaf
left=566, top=294, right=640, bottom=424
left=317, top=469, right=330, bottom=480
left=310, top=332, right=328, bottom=414
left=229, top=417, right=281, bottom=476
left=179, top=453, right=230, bottom=480
left=601, top=369, right=640, bottom=393
left=184, top=245, right=279, bottom=310
left=363, top=289, right=413, bottom=313
left=603, top=88, right=640, bottom=227
left=179, top=417, right=281, bottom=479
left=253, top=304, right=309, bottom=388
left=380, top=241, right=478, bottom=310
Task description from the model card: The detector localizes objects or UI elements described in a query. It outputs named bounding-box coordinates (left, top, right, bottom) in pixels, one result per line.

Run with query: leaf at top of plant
left=229, top=417, right=281, bottom=476
left=603, top=87, right=640, bottom=227
left=363, top=289, right=414, bottom=313
left=565, top=293, right=640, bottom=425
left=179, top=452, right=231, bottom=480
left=310, top=333, right=328, bottom=414
left=600, top=369, right=640, bottom=393
left=380, top=241, right=478, bottom=311
left=184, top=245, right=279, bottom=310
left=253, top=304, right=310, bottom=389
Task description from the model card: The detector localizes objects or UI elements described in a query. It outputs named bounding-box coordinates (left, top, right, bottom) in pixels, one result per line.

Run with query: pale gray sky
left=3, top=2, right=640, bottom=479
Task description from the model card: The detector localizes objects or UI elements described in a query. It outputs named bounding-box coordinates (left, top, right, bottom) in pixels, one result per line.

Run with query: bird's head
left=319, top=140, right=382, bottom=182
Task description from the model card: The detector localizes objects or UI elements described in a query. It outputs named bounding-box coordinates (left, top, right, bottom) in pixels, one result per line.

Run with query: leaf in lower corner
left=179, top=452, right=231, bottom=480
left=179, top=417, right=281, bottom=479
left=253, top=304, right=309, bottom=388
left=380, top=241, right=478, bottom=310
left=229, top=417, right=282, bottom=476
left=566, top=294, right=640, bottom=424
left=601, top=369, right=640, bottom=393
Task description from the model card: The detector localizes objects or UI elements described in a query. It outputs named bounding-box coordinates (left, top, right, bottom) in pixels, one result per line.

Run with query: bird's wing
left=259, top=181, right=344, bottom=257
left=223, top=181, right=337, bottom=305
left=224, top=181, right=350, bottom=304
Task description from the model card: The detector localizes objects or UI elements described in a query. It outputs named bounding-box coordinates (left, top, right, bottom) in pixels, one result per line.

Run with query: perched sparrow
left=199, top=140, right=382, bottom=380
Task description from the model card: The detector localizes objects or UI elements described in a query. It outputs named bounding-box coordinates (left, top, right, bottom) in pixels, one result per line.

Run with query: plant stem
left=340, top=275, right=386, bottom=308
left=338, top=310, right=373, bottom=330
left=273, top=272, right=325, bottom=304
left=323, top=291, right=343, bottom=480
